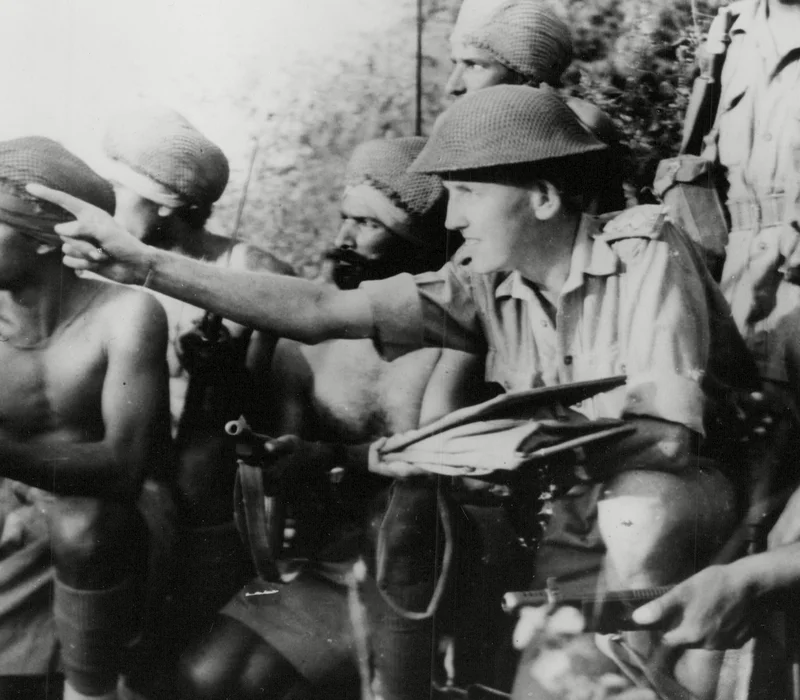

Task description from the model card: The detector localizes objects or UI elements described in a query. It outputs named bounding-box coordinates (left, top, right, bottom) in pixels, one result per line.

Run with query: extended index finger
left=26, top=183, right=90, bottom=216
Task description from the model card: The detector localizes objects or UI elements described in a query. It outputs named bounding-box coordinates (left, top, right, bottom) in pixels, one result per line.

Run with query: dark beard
left=324, top=248, right=401, bottom=290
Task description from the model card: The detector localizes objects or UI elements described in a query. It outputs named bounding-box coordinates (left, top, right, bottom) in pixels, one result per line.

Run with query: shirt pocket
left=716, top=89, right=748, bottom=170
left=484, top=348, right=542, bottom=392
left=569, top=344, right=623, bottom=382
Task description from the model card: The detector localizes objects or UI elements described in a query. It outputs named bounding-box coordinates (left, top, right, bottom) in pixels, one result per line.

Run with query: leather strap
left=233, top=461, right=283, bottom=583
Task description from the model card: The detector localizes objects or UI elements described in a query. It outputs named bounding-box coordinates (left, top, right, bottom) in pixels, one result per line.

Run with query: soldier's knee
left=177, top=650, right=230, bottom=700
left=177, top=636, right=301, bottom=700
left=49, top=498, right=140, bottom=584
left=598, top=467, right=736, bottom=586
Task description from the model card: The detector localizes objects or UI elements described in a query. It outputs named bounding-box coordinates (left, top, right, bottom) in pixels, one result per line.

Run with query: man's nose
left=444, top=203, right=465, bottom=232
left=334, top=221, right=357, bottom=249
left=445, top=64, right=466, bottom=97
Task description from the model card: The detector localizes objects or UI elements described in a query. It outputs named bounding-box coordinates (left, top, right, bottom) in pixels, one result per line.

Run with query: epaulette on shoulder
left=597, top=205, right=668, bottom=243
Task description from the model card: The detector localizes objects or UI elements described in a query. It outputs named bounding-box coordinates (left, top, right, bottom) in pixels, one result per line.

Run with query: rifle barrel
left=502, top=585, right=674, bottom=615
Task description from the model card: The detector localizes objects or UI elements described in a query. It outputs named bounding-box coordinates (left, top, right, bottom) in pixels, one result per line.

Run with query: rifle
left=175, top=137, right=261, bottom=450
left=226, top=416, right=286, bottom=583
left=225, top=416, right=352, bottom=584
left=502, top=578, right=675, bottom=633
left=679, top=6, right=735, bottom=157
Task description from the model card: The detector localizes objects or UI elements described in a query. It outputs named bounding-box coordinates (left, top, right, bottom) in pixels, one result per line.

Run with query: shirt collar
left=730, top=0, right=759, bottom=36
left=495, top=214, right=618, bottom=300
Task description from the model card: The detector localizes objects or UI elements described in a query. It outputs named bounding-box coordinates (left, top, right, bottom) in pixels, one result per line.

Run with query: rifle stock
left=679, top=7, right=734, bottom=156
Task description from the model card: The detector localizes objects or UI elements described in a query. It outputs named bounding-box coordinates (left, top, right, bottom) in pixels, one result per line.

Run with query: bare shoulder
left=83, top=280, right=168, bottom=341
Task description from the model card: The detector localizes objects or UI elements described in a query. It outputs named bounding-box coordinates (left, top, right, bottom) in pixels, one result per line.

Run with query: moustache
left=323, top=247, right=372, bottom=267
left=323, top=247, right=375, bottom=290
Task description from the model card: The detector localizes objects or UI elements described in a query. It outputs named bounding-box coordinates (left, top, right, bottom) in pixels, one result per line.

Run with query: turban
left=410, top=86, right=606, bottom=175
left=0, top=136, right=115, bottom=245
left=103, top=107, right=229, bottom=208
left=344, top=137, right=446, bottom=249
left=462, top=0, right=573, bottom=87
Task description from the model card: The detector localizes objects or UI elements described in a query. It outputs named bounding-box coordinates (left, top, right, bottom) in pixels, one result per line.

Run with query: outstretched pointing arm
left=27, top=183, right=374, bottom=345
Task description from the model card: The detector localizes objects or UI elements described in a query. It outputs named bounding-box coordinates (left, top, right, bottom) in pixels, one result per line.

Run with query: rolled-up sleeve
left=615, top=225, right=710, bottom=434
left=361, top=262, right=487, bottom=355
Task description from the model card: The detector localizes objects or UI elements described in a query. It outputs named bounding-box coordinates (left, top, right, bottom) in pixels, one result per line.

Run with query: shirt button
left=564, top=355, right=573, bottom=365
left=764, top=133, right=772, bottom=142
left=619, top=363, right=626, bottom=373
left=541, top=320, right=548, bottom=328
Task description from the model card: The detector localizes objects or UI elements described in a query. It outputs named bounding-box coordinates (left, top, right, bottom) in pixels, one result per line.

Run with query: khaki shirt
left=362, top=207, right=739, bottom=436
left=704, top=0, right=800, bottom=382
left=708, top=0, right=800, bottom=207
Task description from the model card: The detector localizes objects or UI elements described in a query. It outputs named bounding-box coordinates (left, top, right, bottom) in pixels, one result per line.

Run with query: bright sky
left=0, top=0, right=409, bottom=174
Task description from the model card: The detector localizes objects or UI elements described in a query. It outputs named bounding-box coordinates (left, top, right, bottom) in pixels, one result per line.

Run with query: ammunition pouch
left=654, top=156, right=728, bottom=280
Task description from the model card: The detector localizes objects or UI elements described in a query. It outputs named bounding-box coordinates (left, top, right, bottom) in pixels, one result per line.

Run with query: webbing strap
left=233, top=461, right=282, bottom=583
left=375, top=479, right=454, bottom=621
left=728, top=194, right=790, bottom=232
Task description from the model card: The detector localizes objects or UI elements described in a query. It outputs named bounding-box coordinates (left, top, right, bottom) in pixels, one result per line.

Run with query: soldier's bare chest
left=304, top=341, right=440, bottom=439
left=0, top=326, right=105, bottom=436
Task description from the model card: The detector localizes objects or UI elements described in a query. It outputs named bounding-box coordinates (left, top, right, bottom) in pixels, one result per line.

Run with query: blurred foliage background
left=0, top=0, right=730, bottom=276
left=209, top=0, right=728, bottom=277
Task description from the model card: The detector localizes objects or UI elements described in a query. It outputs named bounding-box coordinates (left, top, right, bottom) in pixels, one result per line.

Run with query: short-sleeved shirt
left=363, top=207, right=724, bottom=436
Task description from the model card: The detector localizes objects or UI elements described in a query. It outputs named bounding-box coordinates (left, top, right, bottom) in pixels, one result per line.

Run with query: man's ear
left=35, top=243, right=58, bottom=256
left=528, top=180, right=562, bottom=221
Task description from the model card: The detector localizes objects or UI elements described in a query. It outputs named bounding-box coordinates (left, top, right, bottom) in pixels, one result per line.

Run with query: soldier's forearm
left=144, top=246, right=374, bottom=344
left=0, top=440, right=143, bottom=500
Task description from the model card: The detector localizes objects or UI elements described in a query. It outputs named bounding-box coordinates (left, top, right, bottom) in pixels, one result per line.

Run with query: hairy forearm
left=0, top=440, right=143, bottom=500
left=144, top=247, right=372, bottom=344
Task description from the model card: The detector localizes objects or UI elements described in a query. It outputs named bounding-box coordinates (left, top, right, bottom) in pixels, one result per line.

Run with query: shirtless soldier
left=101, top=107, right=294, bottom=639
left=0, top=136, right=170, bottom=700
left=177, top=137, right=488, bottom=700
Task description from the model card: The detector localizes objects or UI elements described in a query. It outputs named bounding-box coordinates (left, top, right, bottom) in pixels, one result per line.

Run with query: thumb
left=265, top=434, right=300, bottom=458
left=513, top=607, right=548, bottom=650
left=632, top=589, right=678, bottom=627
left=368, top=437, right=389, bottom=470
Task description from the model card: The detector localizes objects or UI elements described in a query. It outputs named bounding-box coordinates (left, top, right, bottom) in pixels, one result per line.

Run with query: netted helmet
left=0, top=136, right=114, bottom=243
left=104, top=106, right=229, bottom=207
left=345, top=137, right=447, bottom=247
left=462, top=0, right=573, bottom=87
left=410, top=86, right=606, bottom=175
